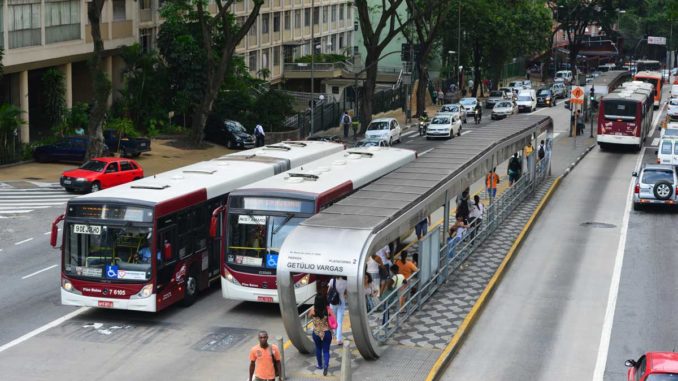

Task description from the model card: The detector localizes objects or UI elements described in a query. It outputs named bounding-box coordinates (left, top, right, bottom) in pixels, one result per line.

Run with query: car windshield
left=227, top=213, right=305, bottom=273
left=431, top=117, right=450, bottom=124
left=64, top=223, right=153, bottom=281
left=670, top=99, right=678, bottom=106
left=460, top=99, right=475, bottom=105
left=508, top=82, right=518, bottom=87
left=518, top=95, right=532, bottom=101
left=556, top=72, right=567, bottom=78
left=496, top=102, right=512, bottom=108
left=80, top=160, right=107, bottom=172
left=489, top=91, right=503, bottom=97
left=356, top=140, right=381, bottom=147
left=646, top=373, right=678, bottom=380
left=227, top=122, right=247, bottom=133
left=538, top=90, right=550, bottom=95
left=441, top=105, right=459, bottom=112
left=643, top=169, right=673, bottom=183
left=367, top=122, right=389, bottom=131
left=661, top=141, right=673, bottom=154
left=666, top=129, right=678, bottom=137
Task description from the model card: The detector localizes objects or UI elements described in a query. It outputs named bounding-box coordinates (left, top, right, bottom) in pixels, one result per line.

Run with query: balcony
left=9, top=29, right=41, bottom=49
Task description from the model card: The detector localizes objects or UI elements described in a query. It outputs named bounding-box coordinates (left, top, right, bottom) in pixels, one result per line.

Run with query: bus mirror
left=51, top=214, right=65, bottom=248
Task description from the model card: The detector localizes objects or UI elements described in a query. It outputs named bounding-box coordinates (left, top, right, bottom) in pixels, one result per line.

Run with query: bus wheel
left=181, top=271, right=198, bottom=307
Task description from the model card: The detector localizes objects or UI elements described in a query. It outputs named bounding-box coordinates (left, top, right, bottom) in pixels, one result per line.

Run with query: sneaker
left=316, top=365, right=323, bottom=370
left=323, top=367, right=328, bottom=376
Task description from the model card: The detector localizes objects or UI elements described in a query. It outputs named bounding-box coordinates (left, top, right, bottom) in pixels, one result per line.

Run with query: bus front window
left=227, top=213, right=304, bottom=271
left=65, top=223, right=153, bottom=281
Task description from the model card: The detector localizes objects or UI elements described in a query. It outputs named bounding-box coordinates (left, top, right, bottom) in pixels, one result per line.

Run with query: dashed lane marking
left=420, top=148, right=434, bottom=156
left=15, top=238, right=34, bottom=246
left=22, top=265, right=58, bottom=280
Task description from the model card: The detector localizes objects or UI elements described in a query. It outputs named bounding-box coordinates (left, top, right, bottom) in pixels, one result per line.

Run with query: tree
left=355, top=0, right=411, bottom=132
left=405, top=0, right=453, bottom=116
left=85, top=0, right=111, bottom=159
left=161, top=0, right=263, bottom=145
left=0, top=104, right=24, bottom=161
left=41, top=68, right=66, bottom=133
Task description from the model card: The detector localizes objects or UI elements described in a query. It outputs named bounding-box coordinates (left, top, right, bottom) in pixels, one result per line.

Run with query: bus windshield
left=64, top=223, right=153, bottom=281
left=227, top=213, right=305, bottom=271
left=603, top=100, right=637, bottom=119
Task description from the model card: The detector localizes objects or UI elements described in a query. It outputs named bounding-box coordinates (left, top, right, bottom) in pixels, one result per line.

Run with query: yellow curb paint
left=424, top=176, right=562, bottom=381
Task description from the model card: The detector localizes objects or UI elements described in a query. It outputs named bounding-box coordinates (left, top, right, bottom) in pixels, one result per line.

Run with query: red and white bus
left=634, top=71, right=663, bottom=107
left=51, top=141, right=344, bottom=312
left=598, top=85, right=654, bottom=150
left=218, top=146, right=416, bottom=303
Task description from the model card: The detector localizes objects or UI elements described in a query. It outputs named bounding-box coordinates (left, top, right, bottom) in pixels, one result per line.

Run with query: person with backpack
left=340, top=111, right=352, bottom=139
left=327, top=276, right=347, bottom=345
left=507, top=153, right=522, bottom=186
left=248, top=330, right=282, bottom=381
left=538, top=140, right=546, bottom=161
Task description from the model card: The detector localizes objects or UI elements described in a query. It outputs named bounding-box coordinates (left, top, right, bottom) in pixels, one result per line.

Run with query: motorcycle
left=474, top=109, right=481, bottom=124
left=418, top=114, right=429, bottom=136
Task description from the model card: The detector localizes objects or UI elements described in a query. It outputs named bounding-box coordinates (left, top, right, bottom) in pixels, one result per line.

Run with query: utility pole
left=457, top=1, right=461, bottom=87
left=310, top=0, right=315, bottom=135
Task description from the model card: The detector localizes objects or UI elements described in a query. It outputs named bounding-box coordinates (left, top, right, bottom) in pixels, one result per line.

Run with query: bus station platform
left=280, top=129, right=597, bottom=380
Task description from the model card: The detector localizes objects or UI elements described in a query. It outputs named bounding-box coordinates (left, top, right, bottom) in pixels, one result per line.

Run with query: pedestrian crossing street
left=0, top=184, right=74, bottom=218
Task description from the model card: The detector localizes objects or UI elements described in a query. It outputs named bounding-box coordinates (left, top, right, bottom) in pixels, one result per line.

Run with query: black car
left=33, top=136, right=110, bottom=163
left=306, top=135, right=343, bottom=143
left=204, top=119, right=255, bottom=149
left=536, top=88, right=557, bottom=107
left=103, top=129, right=151, bottom=157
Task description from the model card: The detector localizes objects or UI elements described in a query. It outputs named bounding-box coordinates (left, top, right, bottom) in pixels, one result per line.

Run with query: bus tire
left=598, top=143, right=606, bottom=151
left=181, top=270, right=199, bottom=307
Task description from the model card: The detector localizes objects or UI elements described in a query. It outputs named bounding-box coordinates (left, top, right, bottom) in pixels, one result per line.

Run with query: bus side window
left=175, top=212, right=190, bottom=258
left=157, top=227, right=177, bottom=266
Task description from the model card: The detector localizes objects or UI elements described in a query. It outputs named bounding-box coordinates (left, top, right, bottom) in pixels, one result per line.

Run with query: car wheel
left=457, top=126, right=462, bottom=136
left=132, top=152, right=142, bottom=158
left=426, top=137, right=431, bottom=140
left=64, top=188, right=75, bottom=193
left=653, top=181, right=673, bottom=200
left=227, top=139, right=235, bottom=149
left=181, top=269, right=198, bottom=307
left=389, top=137, right=393, bottom=146
left=463, top=117, right=467, bottom=124
left=90, top=181, right=101, bottom=193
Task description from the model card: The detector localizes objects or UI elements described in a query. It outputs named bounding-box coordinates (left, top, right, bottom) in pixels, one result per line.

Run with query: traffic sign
left=570, top=86, right=584, bottom=105
left=648, top=36, right=667, bottom=45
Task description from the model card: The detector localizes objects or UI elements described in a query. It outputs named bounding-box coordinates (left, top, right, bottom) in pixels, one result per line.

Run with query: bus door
left=208, top=201, right=225, bottom=278
left=156, top=226, right=178, bottom=289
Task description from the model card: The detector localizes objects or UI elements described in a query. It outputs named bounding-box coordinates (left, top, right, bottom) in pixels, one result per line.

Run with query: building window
left=274, top=46, right=280, bottom=66
left=331, top=5, right=336, bottom=22
left=347, top=4, right=351, bottom=20
left=295, top=9, right=301, bottom=28
left=330, top=34, right=336, bottom=52
left=249, top=19, right=257, bottom=36
left=262, top=13, right=269, bottom=34
left=304, top=8, right=310, bottom=27
left=332, top=86, right=339, bottom=94
left=273, top=12, right=280, bottom=32
left=112, top=0, right=126, bottom=21
left=8, top=0, right=42, bottom=48
left=140, top=27, right=154, bottom=53
left=322, top=6, right=328, bottom=23
left=45, top=0, right=81, bottom=44
left=262, top=49, right=268, bottom=69
left=339, top=4, right=343, bottom=20
left=284, top=11, right=290, bottom=30
left=313, top=7, right=319, bottom=25
left=249, top=51, right=257, bottom=71
left=339, top=34, right=344, bottom=49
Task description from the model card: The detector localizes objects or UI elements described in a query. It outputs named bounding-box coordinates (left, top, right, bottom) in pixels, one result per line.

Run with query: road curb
left=425, top=176, right=563, bottom=381
left=562, top=143, right=596, bottom=178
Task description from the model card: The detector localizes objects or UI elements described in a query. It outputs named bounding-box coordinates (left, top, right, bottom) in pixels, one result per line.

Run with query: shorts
left=415, top=220, right=428, bottom=237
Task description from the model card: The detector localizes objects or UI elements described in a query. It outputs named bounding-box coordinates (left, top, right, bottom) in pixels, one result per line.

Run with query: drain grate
left=580, top=221, right=616, bottom=229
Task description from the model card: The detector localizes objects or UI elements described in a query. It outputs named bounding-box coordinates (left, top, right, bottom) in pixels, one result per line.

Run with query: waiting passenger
left=508, top=153, right=522, bottom=186
left=447, top=216, right=469, bottom=259
left=395, top=250, right=418, bottom=280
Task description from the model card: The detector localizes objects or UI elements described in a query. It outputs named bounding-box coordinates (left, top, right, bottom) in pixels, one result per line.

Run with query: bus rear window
left=603, top=100, right=637, bottom=118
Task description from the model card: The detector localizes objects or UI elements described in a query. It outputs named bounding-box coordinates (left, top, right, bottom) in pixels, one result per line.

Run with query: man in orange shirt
left=486, top=168, right=500, bottom=201
left=395, top=250, right=418, bottom=279
left=249, top=330, right=282, bottom=381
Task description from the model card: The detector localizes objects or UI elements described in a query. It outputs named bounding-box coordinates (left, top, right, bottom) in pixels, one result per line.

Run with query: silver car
left=486, top=90, right=509, bottom=109
left=459, top=98, right=480, bottom=116
left=439, top=103, right=467, bottom=124
left=491, top=101, right=517, bottom=120
left=632, top=164, right=678, bottom=210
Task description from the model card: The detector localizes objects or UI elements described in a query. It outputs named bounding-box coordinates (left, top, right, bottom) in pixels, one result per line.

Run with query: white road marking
left=21, top=264, right=58, bottom=280
left=402, top=130, right=418, bottom=138
left=15, top=238, right=34, bottom=245
left=0, top=202, right=64, bottom=206
left=592, top=146, right=646, bottom=381
left=651, top=138, right=659, bottom=147
left=44, top=231, right=51, bottom=235
left=461, top=131, right=472, bottom=136
left=0, top=307, right=89, bottom=354
left=0, top=206, right=51, bottom=210
left=419, top=148, right=434, bottom=156
left=0, top=210, right=34, bottom=214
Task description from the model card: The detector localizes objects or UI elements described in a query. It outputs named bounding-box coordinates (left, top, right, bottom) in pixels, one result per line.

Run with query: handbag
left=327, top=306, right=338, bottom=329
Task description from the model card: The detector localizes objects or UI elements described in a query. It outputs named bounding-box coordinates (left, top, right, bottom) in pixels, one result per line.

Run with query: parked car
left=486, top=90, right=509, bottom=109
left=33, top=136, right=110, bottom=163
left=440, top=103, right=467, bottom=124
left=516, top=89, right=537, bottom=112
left=632, top=164, right=678, bottom=210
left=353, top=137, right=389, bottom=148
left=536, top=88, right=557, bottom=107
left=551, top=82, right=567, bottom=98
left=103, top=129, right=151, bottom=157
left=459, top=98, right=480, bottom=116
left=426, top=115, right=461, bottom=139
left=491, top=101, right=518, bottom=120
left=204, top=119, right=255, bottom=149
left=626, top=352, right=678, bottom=380
left=365, top=117, right=402, bottom=145
left=60, top=157, right=143, bottom=193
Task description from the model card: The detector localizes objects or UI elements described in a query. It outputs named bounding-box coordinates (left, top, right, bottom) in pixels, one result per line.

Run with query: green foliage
left=41, top=68, right=67, bottom=132
left=618, top=0, right=678, bottom=56
left=251, top=89, right=294, bottom=131
left=294, top=54, right=349, bottom=63
left=107, top=118, right=138, bottom=138
left=57, top=103, right=89, bottom=137
left=0, top=103, right=25, bottom=161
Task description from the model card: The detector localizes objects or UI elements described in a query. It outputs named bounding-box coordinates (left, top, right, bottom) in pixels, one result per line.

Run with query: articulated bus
left=634, top=71, right=663, bottom=107
left=218, top=146, right=417, bottom=303
left=598, top=85, right=654, bottom=150
left=51, top=141, right=344, bottom=312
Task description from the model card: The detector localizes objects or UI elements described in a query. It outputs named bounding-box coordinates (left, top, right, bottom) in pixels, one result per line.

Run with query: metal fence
left=0, top=129, right=22, bottom=165
left=282, top=101, right=344, bottom=137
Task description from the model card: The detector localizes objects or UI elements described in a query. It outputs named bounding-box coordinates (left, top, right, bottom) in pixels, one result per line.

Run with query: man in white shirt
left=254, top=124, right=265, bottom=147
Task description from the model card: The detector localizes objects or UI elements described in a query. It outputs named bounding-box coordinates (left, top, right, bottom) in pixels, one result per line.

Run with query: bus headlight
left=131, top=284, right=153, bottom=299
left=294, top=274, right=310, bottom=288
left=61, top=278, right=81, bottom=294
left=223, top=269, right=241, bottom=286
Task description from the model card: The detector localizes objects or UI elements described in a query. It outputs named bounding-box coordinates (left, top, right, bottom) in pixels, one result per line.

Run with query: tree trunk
left=359, top=53, right=378, bottom=133
left=416, top=62, right=429, bottom=117
left=473, top=40, right=483, bottom=98
left=85, top=0, right=110, bottom=161
left=190, top=83, right=218, bottom=145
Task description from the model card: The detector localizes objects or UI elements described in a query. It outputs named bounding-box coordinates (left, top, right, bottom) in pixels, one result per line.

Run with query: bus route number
left=73, top=224, right=102, bottom=235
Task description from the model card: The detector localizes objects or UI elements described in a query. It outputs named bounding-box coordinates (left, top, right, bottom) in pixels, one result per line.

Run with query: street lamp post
left=310, top=0, right=315, bottom=135
left=457, top=2, right=461, bottom=86
left=447, top=50, right=456, bottom=79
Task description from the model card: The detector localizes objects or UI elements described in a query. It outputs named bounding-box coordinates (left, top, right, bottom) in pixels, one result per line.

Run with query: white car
left=491, top=101, right=517, bottom=120
left=426, top=115, right=461, bottom=139
left=668, top=98, right=678, bottom=118
left=657, top=138, right=678, bottom=165
left=516, top=89, right=537, bottom=113
left=661, top=122, right=678, bottom=139
left=459, top=98, right=480, bottom=116
left=440, top=103, right=467, bottom=124
left=365, top=118, right=402, bottom=145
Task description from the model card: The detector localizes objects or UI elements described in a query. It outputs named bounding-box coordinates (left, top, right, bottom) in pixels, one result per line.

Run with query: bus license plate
left=257, top=296, right=274, bottom=303
left=98, top=300, right=113, bottom=308
left=73, top=224, right=101, bottom=235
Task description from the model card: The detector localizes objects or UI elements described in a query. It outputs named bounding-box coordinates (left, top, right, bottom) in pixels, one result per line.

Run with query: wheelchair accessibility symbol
left=265, top=254, right=278, bottom=269
left=105, top=265, right=119, bottom=279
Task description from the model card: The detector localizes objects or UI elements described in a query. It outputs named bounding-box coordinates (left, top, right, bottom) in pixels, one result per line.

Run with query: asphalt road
left=441, top=100, right=670, bottom=380
left=0, top=104, right=557, bottom=380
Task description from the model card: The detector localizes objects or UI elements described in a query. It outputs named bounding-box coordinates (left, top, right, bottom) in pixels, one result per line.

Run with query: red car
left=60, top=157, right=144, bottom=192
left=626, top=352, right=678, bottom=380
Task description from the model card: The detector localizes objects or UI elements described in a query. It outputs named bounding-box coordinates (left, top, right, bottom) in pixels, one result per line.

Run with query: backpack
left=538, top=146, right=545, bottom=159
left=342, top=114, right=350, bottom=125
left=327, top=279, right=340, bottom=305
